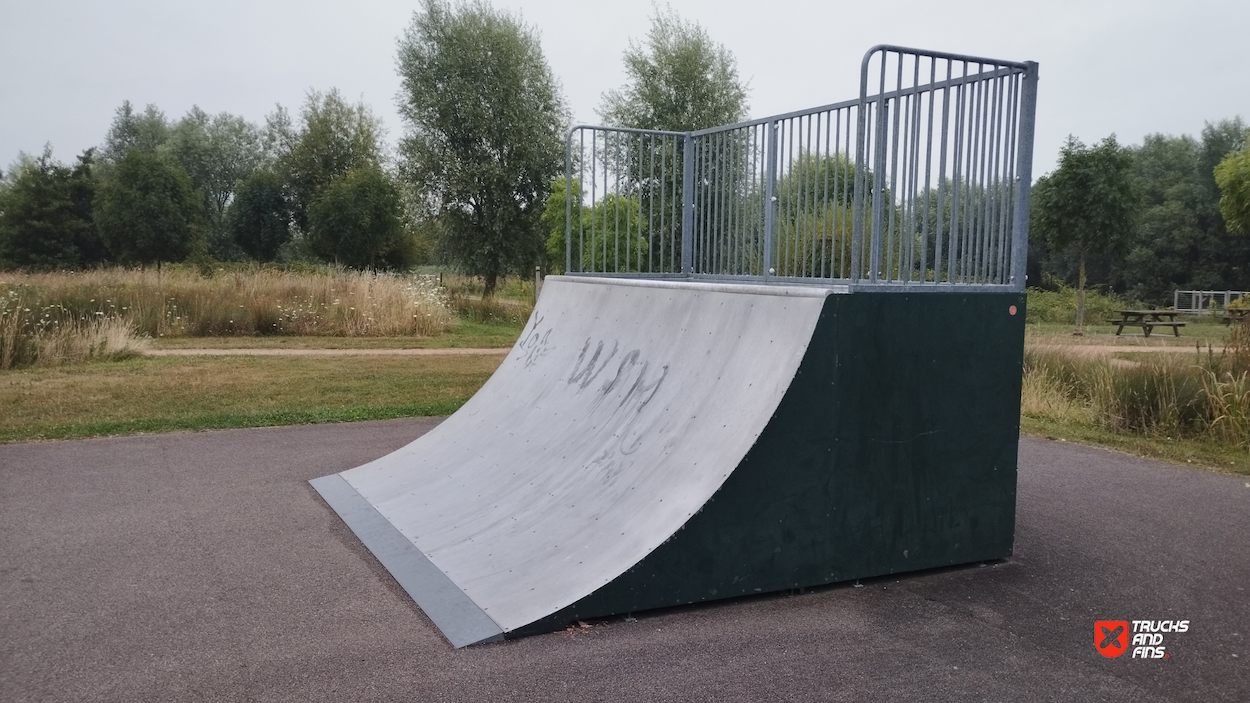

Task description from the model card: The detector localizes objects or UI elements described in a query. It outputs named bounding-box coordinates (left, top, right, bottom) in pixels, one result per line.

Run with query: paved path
left=145, top=347, right=511, bottom=357
left=1, top=422, right=1247, bottom=702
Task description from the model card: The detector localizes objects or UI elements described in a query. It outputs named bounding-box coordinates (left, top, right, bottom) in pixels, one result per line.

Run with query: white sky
left=2, top=0, right=1246, bottom=180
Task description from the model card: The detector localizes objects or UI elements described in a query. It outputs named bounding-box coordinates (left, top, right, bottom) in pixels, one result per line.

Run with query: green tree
left=541, top=177, right=584, bottom=274
left=598, top=7, right=748, bottom=132
left=94, top=150, right=200, bottom=269
left=227, top=168, right=290, bottom=262
left=100, top=101, right=170, bottom=165
left=1031, top=135, right=1139, bottom=334
left=1116, top=133, right=1211, bottom=301
left=307, top=165, right=407, bottom=270
left=166, top=107, right=267, bottom=259
left=280, top=90, right=384, bottom=235
left=1215, top=142, right=1250, bottom=235
left=0, top=147, right=102, bottom=270
left=67, top=150, right=108, bottom=266
left=554, top=190, right=649, bottom=273
left=592, top=9, right=750, bottom=275
left=397, top=0, right=567, bottom=297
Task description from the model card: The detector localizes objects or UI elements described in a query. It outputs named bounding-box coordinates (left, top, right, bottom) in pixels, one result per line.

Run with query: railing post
left=870, top=100, right=889, bottom=283
left=681, top=134, right=694, bottom=276
left=564, top=132, right=573, bottom=274
left=764, top=122, right=778, bottom=278
left=1009, top=61, right=1039, bottom=292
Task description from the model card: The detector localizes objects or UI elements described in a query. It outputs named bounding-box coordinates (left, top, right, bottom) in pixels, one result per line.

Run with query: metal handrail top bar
left=687, top=64, right=1024, bottom=138
left=571, top=47, right=1026, bottom=143
left=565, top=124, right=686, bottom=141
left=685, top=65, right=1025, bottom=137
left=862, top=44, right=1033, bottom=71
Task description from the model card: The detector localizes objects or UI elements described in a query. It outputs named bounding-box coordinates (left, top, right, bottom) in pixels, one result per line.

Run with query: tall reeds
left=1023, top=327, right=1250, bottom=450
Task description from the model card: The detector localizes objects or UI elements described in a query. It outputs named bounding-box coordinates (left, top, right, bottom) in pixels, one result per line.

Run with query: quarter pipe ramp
left=312, top=276, right=1024, bottom=647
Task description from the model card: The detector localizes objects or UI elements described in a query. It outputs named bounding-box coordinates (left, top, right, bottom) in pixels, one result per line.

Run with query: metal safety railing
left=1174, top=290, right=1250, bottom=312
left=564, top=45, right=1038, bottom=292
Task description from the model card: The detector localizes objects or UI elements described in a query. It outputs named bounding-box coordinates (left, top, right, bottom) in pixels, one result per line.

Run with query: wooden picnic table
left=1219, top=307, right=1250, bottom=325
left=1109, top=310, right=1185, bottom=337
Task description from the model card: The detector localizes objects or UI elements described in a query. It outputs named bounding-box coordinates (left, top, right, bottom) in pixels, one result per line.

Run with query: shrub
left=1025, top=284, right=1138, bottom=324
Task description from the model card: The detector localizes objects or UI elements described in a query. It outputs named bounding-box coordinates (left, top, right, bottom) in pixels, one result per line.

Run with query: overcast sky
left=2, top=0, right=1246, bottom=180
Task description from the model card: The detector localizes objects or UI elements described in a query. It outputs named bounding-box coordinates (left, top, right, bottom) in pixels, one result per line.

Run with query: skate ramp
left=312, top=276, right=840, bottom=646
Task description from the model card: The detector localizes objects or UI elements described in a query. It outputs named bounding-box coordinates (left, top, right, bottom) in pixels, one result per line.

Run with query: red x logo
left=1094, top=620, right=1129, bottom=658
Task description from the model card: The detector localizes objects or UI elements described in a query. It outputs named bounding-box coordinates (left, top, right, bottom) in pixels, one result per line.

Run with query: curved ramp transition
left=312, top=276, right=1025, bottom=647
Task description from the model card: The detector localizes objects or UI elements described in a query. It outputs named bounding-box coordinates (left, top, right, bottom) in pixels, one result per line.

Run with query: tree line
left=0, top=89, right=413, bottom=274
left=0, top=1, right=747, bottom=298
left=1029, top=121, right=1250, bottom=330
left=2, top=0, right=1246, bottom=304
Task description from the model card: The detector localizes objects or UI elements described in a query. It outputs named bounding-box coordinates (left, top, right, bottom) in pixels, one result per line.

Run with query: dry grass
left=1022, top=325, right=1250, bottom=468
left=1, top=267, right=455, bottom=340
left=2, top=290, right=150, bottom=369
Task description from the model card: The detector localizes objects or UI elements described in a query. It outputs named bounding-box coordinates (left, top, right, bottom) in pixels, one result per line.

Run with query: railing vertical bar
left=968, top=71, right=984, bottom=282
left=565, top=130, right=573, bottom=274
left=681, top=134, right=693, bottom=275
left=987, top=73, right=1005, bottom=283
left=908, top=56, right=924, bottom=281
left=934, top=59, right=951, bottom=283
left=821, top=110, right=832, bottom=278
left=788, top=118, right=799, bottom=277
left=948, top=61, right=966, bottom=283
left=1010, top=61, right=1039, bottom=290
left=970, top=69, right=990, bottom=281
left=919, top=58, right=935, bottom=283
left=589, top=132, right=598, bottom=273
left=840, top=107, right=851, bottom=279
left=910, top=61, right=923, bottom=281
left=760, top=120, right=770, bottom=276
left=886, top=54, right=902, bottom=281
left=1000, top=73, right=1020, bottom=284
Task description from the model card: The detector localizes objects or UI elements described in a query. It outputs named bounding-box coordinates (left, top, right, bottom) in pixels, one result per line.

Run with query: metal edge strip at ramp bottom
left=308, top=474, right=504, bottom=648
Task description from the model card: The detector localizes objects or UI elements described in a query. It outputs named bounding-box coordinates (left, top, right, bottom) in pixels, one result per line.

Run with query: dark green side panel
left=516, top=292, right=1026, bottom=637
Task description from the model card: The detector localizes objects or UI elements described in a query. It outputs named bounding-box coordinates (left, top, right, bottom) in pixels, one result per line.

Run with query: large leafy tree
left=94, top=150, right=200, bottom=269
left=593, top=10, right=750, bottom=276
left=307, top=165, right=407, bottom=270
left=1215, top=141, right=1250, bottom=235
left=280, top=89, right=383, bottom=234
left=166, top=107, right=267, bottom=258
left=1031, top=135, right=1139, bottom=334
left=0, top=147, right=103, bottom=270
left=598, top=8, right=748, bottom=132
left=227, top=168, right=290, bottom=262
left=397, top=0, right=567, bottom=297
left=1116, top=133, right=1211, bottom=301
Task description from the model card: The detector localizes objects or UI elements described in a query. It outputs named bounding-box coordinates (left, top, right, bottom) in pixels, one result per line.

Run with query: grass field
left=148, top=319, right=520, bottom=350
left=4, top=270, right=1249, bottom=477
left=1025, top=317, right=1233, bottom=348
left=0, top=354, right=504, bottom=443
left=1020, top=415, right=1250, bottom=475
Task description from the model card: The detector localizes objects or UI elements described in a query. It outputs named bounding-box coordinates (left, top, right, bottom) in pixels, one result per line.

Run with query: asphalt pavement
left=1, top=420, right=1246, bottom=702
